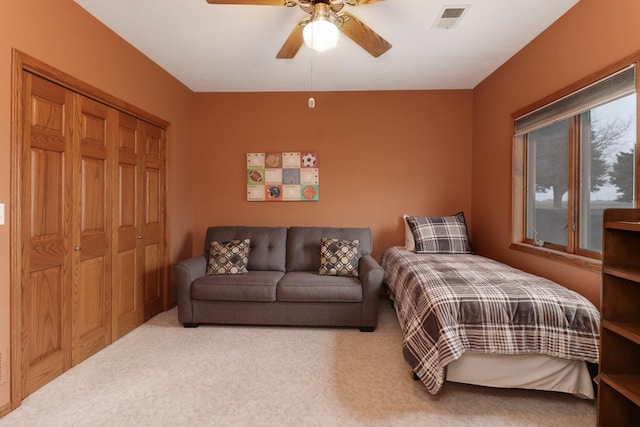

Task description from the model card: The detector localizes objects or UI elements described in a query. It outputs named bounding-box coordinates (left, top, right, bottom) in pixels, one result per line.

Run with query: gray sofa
left=174, top=226, right=384, bottom=331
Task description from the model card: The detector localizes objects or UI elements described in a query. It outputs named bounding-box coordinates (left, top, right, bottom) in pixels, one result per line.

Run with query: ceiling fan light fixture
left=302, top=3, right=339, bottom=53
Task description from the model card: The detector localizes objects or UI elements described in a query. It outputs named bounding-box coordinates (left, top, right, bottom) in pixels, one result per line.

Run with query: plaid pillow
left=206, top=239, right=250, bottom=275
left=319, top=238, right=360, bottom=277
left=406, top=212, right=471, bottom=254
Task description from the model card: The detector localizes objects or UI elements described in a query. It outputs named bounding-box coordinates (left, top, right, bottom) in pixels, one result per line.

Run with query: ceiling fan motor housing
left=206, top=0, right=391, bottom=59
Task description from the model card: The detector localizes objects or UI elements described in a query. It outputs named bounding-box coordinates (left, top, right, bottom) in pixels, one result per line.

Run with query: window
left=514, top=65, right=637, bottom=259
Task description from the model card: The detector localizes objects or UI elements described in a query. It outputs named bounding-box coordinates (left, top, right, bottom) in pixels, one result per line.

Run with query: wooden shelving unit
left=598, top=209, right=640, bottom=425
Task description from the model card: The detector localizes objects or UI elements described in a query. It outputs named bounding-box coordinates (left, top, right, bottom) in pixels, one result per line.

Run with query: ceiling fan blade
left=205, top=0, right=290, bottom=5
left=338, top=12, right=391, bottom=57
left=276, top=23, right=304, bottom=59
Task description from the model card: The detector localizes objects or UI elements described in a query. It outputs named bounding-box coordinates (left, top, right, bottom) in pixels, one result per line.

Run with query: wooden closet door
left=15, top=60, right=169, bottom=403
left=72, top=95, right=114, bottom=364
left=142, top=122, right=165, bottom=320
left=112, top=112, right=144, bottom=340
left=20, top=74, right=73, bottom=396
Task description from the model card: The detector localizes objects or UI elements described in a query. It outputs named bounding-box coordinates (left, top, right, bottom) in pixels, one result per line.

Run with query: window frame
left=511, top=59, right=639, bottom=271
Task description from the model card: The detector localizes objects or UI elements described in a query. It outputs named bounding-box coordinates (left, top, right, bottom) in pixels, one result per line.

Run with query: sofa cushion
left=286, top=227, right=372, bottom=272
left=191, top=271, right=284, bottom=302
left=277, top=271, right=362, bottom=302
left=204, top=226, right=287, bottom=271
left=319, top=238, right=360, bottom=277
left=206, top=239, right=250, bottom=275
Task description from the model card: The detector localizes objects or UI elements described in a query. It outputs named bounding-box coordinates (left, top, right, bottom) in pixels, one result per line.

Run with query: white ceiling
left=73, top=0, right=579, bottom=92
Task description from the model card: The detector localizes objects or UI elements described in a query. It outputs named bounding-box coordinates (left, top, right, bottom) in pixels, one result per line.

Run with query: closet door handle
left=137, top=235, right=143, bottom=240
left=74, top=246, right=81, bottom=251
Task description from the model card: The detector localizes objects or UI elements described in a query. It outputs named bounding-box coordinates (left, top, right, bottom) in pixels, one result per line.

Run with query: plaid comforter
left=381, top=247, right=600, bottom=394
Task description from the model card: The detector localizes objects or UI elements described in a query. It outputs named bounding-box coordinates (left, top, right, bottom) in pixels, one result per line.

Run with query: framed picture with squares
left=247, top=152, right=319, bottom=202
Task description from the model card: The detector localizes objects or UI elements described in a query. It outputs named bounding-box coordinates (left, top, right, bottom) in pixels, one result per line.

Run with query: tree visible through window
left=579, top=101, right=635, bottom=253
left=527, top=120, right=569, bottom=247
left=611, top=150, right=635, bottom=202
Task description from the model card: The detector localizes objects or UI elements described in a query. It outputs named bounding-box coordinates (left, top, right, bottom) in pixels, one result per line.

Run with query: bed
left=381, top=214, right=601, bottom=399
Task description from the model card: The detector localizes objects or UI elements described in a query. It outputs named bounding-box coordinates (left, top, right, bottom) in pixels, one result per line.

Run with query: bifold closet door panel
left=72, top=95, right=114, bottom=364
left=142, top=122, right=165, bottom=320
left=113, top=112, right=144, bottom=340
left=21, top=74, right=74, bottom=397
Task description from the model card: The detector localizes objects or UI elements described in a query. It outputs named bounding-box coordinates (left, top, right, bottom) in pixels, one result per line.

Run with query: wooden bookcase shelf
left=600, top=374, right=640, bottom=407
left=604, top=220, right=640, bottom=232
left=602, top=320, right=640, bottom=345
left=598, top=209, right=640, bottom=425
left=603, top=266, right=640, bottom=283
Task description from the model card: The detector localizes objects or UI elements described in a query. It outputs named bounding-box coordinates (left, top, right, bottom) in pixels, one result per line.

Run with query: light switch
left=0, top=203, right=4, bottom=225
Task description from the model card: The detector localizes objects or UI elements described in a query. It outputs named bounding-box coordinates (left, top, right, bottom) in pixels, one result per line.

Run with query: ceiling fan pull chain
left=308, top=37, right=315, bottom=109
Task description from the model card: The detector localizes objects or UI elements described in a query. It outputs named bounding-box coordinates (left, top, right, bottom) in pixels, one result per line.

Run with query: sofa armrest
left=358, top=254, right=385, bottom=329
left=174, top=254, right=207, bottom=324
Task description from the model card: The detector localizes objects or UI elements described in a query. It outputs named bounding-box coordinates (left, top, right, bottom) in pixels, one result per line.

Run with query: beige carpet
left=0, top=303, right=596, bottom=426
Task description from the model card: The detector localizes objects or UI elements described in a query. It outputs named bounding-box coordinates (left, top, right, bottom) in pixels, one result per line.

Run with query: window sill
left=509, top=242, right=602, bottom=273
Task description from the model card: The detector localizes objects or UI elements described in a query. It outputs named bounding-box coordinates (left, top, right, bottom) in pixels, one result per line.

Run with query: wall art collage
left=246, top=152, right=319, bottom=201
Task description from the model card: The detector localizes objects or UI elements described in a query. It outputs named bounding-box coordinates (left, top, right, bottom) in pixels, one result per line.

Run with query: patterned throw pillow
left=319, top=238, right=360, bottom=277
left=406, top=212, right=471, bottom=254
left=206, top=239, right=250, bottom=275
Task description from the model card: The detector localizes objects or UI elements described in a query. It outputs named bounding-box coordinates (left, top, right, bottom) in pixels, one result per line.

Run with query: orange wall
left=192, top=91, right=473, bottom=260
left=0, top=0, right=194, bottom=409
left=2, top=0, right=637, bottom=415
left=471, top=0, right=640, bottom=306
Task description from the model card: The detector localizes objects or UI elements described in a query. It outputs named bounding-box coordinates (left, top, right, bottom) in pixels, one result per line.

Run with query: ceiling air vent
left=432, top=5, right=470, bottom=29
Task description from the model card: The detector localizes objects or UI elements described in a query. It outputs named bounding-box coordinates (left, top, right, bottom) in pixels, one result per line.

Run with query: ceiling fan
left=205, top=0, right=392, bottom=58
